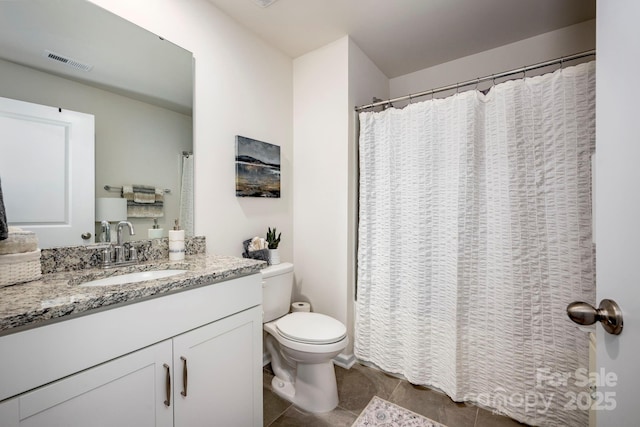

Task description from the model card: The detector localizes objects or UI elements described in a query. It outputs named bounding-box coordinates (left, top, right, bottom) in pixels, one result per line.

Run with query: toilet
left=261, top=262, right=348, bottom=413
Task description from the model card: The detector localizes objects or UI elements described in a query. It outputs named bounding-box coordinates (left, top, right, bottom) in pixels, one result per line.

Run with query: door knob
left=567, top=299, right=623, bottom=335
left=81, top=232, right=92, bottom=240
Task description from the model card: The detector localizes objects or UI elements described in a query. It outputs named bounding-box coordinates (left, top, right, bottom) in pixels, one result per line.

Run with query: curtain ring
left=522, top=66, right=527, bottom=80
left=560, top=57, right=564, bottom=70
left=492, top=74, right=497, bottom=86
left=455, top=83, right=459, bottom=94
left=474, top=78, right=480, bottom=91
left=408, top=94, right=413, bottom=104
left=430, top=89, right=434, bottom=100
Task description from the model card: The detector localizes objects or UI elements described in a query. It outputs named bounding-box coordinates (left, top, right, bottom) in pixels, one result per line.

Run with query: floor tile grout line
left=472, top=407, right=479, bottom=427
left=337, top=403, right=365, bottom=418
left=387, top=378, right=403, bottom=403
left=265, top=402, right=292, bottom=427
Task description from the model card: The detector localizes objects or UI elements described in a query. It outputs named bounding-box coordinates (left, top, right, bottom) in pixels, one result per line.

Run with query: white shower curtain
left=179, top=154, right=194, bottom=237
left=356, top=62, right=595, bottom=427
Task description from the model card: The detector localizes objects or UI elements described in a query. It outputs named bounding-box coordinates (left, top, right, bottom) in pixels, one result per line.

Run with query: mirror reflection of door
left=0, top=0, right=193, bottom=248
left=0, top=96, right=94, bottom=248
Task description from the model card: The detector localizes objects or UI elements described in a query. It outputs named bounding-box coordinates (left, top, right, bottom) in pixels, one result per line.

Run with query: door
left=0, top=96, right=94, bottom=247
left=173, top=306, right=263, bottom=427
left=5, top=340, right=173, bottom=427
left=595, top=0, right=640, bottom=425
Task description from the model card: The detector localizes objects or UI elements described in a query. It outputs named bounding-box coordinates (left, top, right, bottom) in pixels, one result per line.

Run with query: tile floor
left=263, top=363, right=529, bottom=427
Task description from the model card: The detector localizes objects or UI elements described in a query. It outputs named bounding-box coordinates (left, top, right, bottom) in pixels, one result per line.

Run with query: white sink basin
left=79, top=269, right=188, bottom=287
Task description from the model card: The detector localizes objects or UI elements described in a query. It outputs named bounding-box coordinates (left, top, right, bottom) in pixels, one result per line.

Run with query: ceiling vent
left=42, top=50, right=93, bottom=72
left=251, top=0, right=279, bottom=7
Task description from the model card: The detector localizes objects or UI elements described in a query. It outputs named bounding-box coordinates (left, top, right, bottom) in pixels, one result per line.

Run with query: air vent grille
left=42, top=50, right=93, bottom=72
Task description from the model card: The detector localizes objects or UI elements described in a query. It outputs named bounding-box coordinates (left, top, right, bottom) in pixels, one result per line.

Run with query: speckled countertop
left=0, top=254, right=266, bottom=335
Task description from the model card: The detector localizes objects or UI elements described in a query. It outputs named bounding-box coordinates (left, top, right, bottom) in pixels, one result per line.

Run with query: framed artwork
left=235, top=136, right=281, bottom=198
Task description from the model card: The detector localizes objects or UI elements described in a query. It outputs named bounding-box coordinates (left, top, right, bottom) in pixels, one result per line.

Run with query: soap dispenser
left=148, top=219, right=164, bottom=239
left=168, top=219, right=185, bottom=261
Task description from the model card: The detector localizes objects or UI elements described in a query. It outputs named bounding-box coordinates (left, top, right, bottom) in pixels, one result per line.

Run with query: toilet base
left=271, top=376, right=295, bottom=402
left=271, top=360, right=339, bottom=413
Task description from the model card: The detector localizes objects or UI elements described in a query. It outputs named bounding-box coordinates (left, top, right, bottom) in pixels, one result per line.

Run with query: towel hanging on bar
left=120, top=184, right=165, bottom=218
left=123, top=185, right=156, bottom=204
left=104, top=185, right=170, bottom=194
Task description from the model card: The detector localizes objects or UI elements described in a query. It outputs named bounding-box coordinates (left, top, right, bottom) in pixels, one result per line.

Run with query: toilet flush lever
left=567, top=299, right=623, bottom=335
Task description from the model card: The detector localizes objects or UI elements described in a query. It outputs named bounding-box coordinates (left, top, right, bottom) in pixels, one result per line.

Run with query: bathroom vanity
left=0, top=254, right=264, bottom=426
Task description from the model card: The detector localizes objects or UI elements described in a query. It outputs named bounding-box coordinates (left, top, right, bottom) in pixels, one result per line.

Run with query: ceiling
left=207, top=0, right=596, bottom=78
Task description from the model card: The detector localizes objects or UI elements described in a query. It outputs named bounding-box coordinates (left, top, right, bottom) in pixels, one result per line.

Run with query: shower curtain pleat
left=179, top=154, right=194, bottom=237
left=356, top=61, right=595, bottom=427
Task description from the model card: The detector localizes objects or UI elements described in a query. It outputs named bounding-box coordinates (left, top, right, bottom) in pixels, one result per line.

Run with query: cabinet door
left=15, top=340, right=173, bottom=427
left=173, top=306, right=263, bottom=427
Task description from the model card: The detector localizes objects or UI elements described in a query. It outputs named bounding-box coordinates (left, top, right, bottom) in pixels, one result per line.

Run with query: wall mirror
left=0, top=0, right=194, bottom=248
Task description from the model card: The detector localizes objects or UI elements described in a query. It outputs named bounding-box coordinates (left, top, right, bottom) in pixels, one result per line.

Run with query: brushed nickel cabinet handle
left=163, top=363, right=171, bottom=406
left=180, top=356, right=188, bottom=397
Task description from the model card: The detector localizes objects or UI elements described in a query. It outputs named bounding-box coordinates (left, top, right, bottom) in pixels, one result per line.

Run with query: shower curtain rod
left=354, top=49, right=596, bottom=112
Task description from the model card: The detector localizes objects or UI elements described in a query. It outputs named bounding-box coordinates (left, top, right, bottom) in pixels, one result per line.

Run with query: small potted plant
left=266, top=227, right=281, bottom=265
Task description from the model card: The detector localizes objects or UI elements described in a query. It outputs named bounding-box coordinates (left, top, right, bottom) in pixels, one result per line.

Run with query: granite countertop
left=0, top=254, right=266, bottom=335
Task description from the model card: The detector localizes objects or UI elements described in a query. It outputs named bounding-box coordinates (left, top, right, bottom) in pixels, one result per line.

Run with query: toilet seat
left=275, top=312, right=347, bottom=344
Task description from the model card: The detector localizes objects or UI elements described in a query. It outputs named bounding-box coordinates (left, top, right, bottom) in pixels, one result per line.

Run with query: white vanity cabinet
left=0, top=273, right=263, bottom=427
left=173, top=307, right=262, bottom=426
left=0, top=340, right=174, bottom=427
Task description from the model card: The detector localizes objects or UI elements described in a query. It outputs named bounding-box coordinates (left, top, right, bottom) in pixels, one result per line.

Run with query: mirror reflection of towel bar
left=104, top=185, right=171, bottom=194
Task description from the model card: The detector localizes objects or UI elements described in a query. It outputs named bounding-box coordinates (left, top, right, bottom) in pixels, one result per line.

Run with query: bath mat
left=352, top=396, right=447, bottom=427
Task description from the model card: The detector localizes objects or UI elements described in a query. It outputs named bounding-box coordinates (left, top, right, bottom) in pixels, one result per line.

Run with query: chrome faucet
left=115, top=221, right=135, bottom=263
left=100, top=221, right=138, bottom=268
left=117, top=221, right=135, bottom=246
left=100, top=220, right=111, bottom=243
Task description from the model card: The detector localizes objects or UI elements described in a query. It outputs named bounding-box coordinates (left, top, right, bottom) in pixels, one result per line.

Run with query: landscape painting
left=235, top=136, right=281, bottom=198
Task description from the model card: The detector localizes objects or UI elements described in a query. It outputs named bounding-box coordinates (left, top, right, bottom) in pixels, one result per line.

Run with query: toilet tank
left=261, top=262, right=294, bottom=322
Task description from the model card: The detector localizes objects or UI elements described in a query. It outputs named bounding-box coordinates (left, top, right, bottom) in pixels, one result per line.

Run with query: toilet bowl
left=261, top=264, right=348, bottom=413
left=264, top=312, right=348, bottom=413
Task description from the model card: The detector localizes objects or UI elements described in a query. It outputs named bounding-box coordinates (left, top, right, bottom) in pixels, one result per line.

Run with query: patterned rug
left=352, top=396, right=447, bottom=427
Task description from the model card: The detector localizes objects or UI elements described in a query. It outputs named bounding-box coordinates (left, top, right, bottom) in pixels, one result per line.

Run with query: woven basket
left=0, top=249, right=42, bottom=288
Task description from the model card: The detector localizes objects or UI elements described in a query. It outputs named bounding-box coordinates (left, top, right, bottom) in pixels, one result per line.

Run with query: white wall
left=293, top=37, right=349, bottom=325
left=292, top=36, right=388, bottom=356
left=90, top=0, right=294, bottom=260
left=390, top=19, right=595, bottom=105
left=0, top=58, right=191, bottom=240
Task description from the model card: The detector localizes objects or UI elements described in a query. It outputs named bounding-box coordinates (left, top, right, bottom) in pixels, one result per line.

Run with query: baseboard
left=333, top=351, right=356, bottom=369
